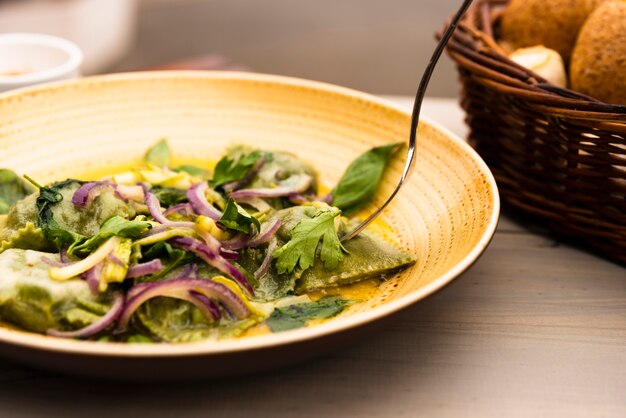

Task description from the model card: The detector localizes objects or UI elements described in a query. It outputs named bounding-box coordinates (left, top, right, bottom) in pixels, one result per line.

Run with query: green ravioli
left=295, top=230, right=415, bottom=294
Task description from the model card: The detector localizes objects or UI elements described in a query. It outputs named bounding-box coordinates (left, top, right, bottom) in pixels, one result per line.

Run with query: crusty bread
left=500, top=0, right=606, bottom=63
left=570, top=0, right=626, bottom=104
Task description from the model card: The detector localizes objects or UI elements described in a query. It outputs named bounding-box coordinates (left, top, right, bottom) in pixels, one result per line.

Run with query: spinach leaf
left=150, top=186, right=188, bottom=208
left=0, top=169, right=33, bottom=214
left=69, top=216, right=151, bottom=255
left=212, top=150, right=261, bottom=187
left=273, top=206, right=345, bottom=274
left=266, top=296, right=351, bottom=332
left=331, top=142, right=403, bottom=214
left=143, top=139, right=170, bottom=167
left=218, top=198, right=260, bottom=233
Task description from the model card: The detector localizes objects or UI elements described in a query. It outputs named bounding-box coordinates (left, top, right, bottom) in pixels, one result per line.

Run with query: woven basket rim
left=446, top=0, right=626, bottom=117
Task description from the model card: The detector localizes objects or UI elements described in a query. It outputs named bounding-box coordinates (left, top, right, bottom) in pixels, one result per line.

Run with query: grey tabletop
left=0, top=97, right=624, bottom=418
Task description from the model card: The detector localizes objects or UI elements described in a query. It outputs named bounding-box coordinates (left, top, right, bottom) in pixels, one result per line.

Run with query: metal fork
left=341, top=0, right=475, bottom=242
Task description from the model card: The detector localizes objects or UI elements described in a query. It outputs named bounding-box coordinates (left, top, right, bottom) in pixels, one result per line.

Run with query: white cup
left=0, top=33, right=83, bottom=93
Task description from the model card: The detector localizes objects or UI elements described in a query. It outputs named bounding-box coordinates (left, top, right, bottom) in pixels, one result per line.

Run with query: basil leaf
left=266, top=296, right=351, bottom=332
left=143, top=139, right=170, bottom=167
left=212, top=150, right=261, bottom=187
left=331, top=142, right=403, bottom=214
left=0, top=169, right=33, bottom=214
left=69, top=216, right=151, bottom=255
left=273, top=206, right=345, bottom=274
left=218, top=198, right=260, bottom=233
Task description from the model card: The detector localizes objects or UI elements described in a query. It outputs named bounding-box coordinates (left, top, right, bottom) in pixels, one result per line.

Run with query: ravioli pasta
left=0, top=141, right=415, bottom=343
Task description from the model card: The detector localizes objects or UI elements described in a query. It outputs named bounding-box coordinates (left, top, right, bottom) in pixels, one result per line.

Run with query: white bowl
left=0, top=33, right=83, bottom=93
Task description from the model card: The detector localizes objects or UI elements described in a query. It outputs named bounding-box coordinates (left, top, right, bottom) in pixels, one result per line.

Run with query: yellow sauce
left=75, top=157, right=215, bottom=181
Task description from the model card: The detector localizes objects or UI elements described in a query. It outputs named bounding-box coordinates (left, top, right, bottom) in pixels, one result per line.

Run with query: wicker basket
left=444, top=0, right=626, bottom=262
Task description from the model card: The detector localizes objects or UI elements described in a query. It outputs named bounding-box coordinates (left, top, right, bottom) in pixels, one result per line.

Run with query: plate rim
left=0, top=70, right=500, bottom=357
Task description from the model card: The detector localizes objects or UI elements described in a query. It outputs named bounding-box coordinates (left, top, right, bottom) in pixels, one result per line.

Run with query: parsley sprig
left=273, top=206, right=346, bottom=274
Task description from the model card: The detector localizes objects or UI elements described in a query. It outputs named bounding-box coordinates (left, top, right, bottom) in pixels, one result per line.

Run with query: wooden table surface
left=0, top=97, right=624, bottom=418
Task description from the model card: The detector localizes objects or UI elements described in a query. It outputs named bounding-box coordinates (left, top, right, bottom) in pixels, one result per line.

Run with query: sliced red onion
left=41, top=256, right=72, bottom=268
left=172, top=263, right=199, bottom=280
left=85, top=262, right=104, bottom=294
left=144, top=189, right=170, bottom=224
left=117, top=278, right=250, bottom=332
left=222, top=219, right=281, bottom=250
left=189, top=291, right=222, bottom=321
left=47, top=292, right=125, bottom=339
left=114, top=184, right=144, bottom=202
left=247, top=219, right=281, bottom=246
left=187, top=182, right=222, bottom=221
left=126, top=259, right=164, bottom=279
left=220, top=248, right=239, bottom=260
left=321, top=192, right=334, bottom=205
left=126, top=282, right=152, bottom=300
left=287, top=193, right=330, bottom=205
left=170, top=236, right=254, bottom=296
left=222, top=154, right=266, bottom=193
left=140, top=224, right=170, bottom=237
left=59, top=247, right=71, bottom=264
left=125, top=262, right=198, bottom=299
left=254, top=236, right=278, bottom=280
left=287, top=193, right=309, bottom=205
left=143, top=188, right=196, bottom=229
left=163, top=203, right=193, bottom=217
left=72, top=182, right=110, bottom=208
left=229, top=174, right=313, bottom=199
left=108, top=253, right=125, bottom=267
left=235, top=196, right=272, bottom=212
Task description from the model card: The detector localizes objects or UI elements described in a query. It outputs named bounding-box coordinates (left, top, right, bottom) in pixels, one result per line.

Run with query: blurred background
left=0, top=0, right=461, bottom=97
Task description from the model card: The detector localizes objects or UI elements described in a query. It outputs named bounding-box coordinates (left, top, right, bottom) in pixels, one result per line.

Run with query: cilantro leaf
left=0, top=169, right=33, bottom=214
left=266, top=296, right=352, bottom=332
left=273, top=207, right=345, bottom=274
left=69, top=216, right=151, bottom=255
left=143, top=139, right=170, bottom=167
left=212, top=150, right=261, bottom=187
left=331, top=142, right=403, bottom=214
left=218, top=198, right=260, bottom=234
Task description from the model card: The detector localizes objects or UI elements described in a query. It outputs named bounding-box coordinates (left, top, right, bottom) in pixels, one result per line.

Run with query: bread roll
left=509, top=46, right=567, bottom=88
left=500, top=0, right=606, bottom=62
left=570, top=0, right=626, bottom=104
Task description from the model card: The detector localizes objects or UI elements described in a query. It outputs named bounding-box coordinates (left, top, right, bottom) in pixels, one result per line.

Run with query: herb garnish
left=212, top=150, right=262, bottom=187
left=69, top=216, right=151, bottom=256
left=219, top=198, right=260, bottom=234
left=266, top=295, right=352, bottom=332
left=143, top=138, right=170, bottom=167
left=273, top=206, right=345, bottom=274
left=331, top=142, right=403, bottom=214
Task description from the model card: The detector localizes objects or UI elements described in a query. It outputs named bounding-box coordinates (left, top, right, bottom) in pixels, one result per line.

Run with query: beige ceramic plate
left=0, top=72, right=499, bottom=379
